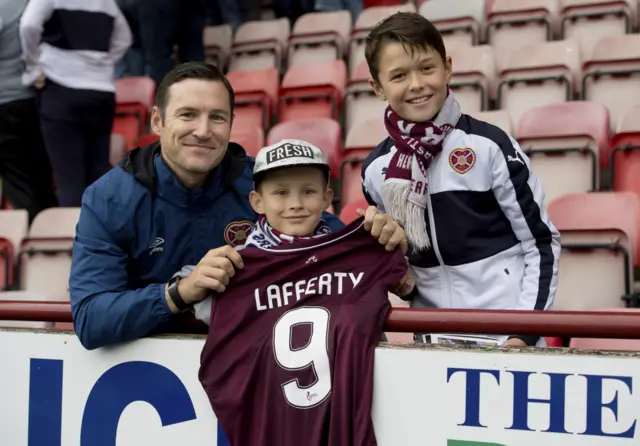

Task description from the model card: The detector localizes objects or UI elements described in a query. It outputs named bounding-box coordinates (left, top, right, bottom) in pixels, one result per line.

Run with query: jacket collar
left=119, top=141, right=248, bottom=207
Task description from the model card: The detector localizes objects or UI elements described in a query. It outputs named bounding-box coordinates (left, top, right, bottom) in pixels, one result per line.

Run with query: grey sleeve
left=173, top=264, right=196, bottom=279
left=193, top=298, right=212, bottom=326
left=172, top=265, right=212, bottom=325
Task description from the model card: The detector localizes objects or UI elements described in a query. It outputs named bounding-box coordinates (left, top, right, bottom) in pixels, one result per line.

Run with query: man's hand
left=168, top=246, right=244, bottom=312
left=503, top=338, right=528, bottom=348
left=34, top=74, right=46, bottom=89
left=390, top=257, right=416, bottom=297
left=356, top=206, right=408, bottom=253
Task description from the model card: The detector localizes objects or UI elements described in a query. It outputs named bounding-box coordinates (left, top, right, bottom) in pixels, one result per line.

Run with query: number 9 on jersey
left=272, top=307, right=332, bottom=409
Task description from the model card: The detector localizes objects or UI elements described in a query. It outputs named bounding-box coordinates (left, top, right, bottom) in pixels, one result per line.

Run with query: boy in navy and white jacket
left=361, top=12, right=561, bottom=347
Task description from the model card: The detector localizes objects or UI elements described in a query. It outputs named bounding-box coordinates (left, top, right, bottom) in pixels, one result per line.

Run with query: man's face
left=151, top=79, right=233, bottom=188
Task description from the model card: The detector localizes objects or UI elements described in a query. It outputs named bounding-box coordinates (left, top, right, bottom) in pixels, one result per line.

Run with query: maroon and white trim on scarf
left=380, top=90, right=462, bottom=250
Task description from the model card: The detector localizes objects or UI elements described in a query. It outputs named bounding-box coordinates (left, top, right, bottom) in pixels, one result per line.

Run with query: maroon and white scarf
left=381, top=90, right=461, bottom=251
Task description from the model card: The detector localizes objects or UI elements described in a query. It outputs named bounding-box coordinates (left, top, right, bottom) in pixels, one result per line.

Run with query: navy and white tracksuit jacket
left=362, top=114, right=561, bottom=346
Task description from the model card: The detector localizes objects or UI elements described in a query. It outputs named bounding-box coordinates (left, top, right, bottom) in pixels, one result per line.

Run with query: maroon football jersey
left=198, top=218, right=407, bottom=446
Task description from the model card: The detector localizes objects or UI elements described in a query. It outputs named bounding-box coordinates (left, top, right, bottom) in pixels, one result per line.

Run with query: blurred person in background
left=206, top=0, right=261, bottom=32
left=315, top=0, right=362, bottom=22
left=19, top=0, right=132, bottom=207
left=115, top=0, right=145, bottom=77
left=0, top=0, right=58, bottom=222
left=138, top=0, right=207, bottom=86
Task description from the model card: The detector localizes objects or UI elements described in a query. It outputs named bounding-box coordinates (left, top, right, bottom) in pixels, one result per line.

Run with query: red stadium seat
left=288, top=11, right=351, bottom=67
left=544, top=337, right=564, bottom=347
left=517, top=101, right=610, bottom=204
left=19, top=208, right=80, bottom=301
left=115, top=76, right=155, bottom=125
left=228, top=19, right=290, bottom=72
left=109, top=133, right=126, bottom=166
left=448, top=45, right=496, bottom=113
left=344, top=116, right=387, bottom=155
left=136, top=133, right=160, bottom=148
left=418, top=0, right=486, bottom=47
left=230, top=126, right=265, bottom=158
left=582, top=34, right=640, bottom=131
left=615, top=103, right=640, bottom=135
left=349, top=4, right=416, bottom=74
left=498, top=40, right=581, bottom=132
left=278, top=60, right=347, bottom=123
left=469, top=110, right=512, bottom=134
left=364, top=0, right=408, bottom=7
left=560, top=0, right=636, bottom=59
left=344, top=61, right=386, bottom=134
left=548, top=192, right=640, bottom=310
left=113, top=76, right=156, bottom=150
left=267, top=118, right=342, bottom=178
left=610, top=131, right=640, bottom=203
left=0, top=209, right=28, bottom=290
left=115, top=76, right=155, bottom=108
left=203, top=25, right=232, bottom=68
left=227, top=68, right=280, bottom=130
left=338, top=197, right=369, bottom=224
left=340, top=117, right=387, bottom=207
left=339, top=151, right=369, bottom=208
left=112, top=116, right=140, bottom=152
left=487, top=0, right=559, bottom=71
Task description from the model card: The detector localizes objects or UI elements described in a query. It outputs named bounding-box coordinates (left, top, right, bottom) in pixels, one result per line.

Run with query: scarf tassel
left=381, top=180, right=431, bottom=251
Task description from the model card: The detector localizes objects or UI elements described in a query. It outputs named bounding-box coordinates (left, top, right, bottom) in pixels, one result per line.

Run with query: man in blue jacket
left=69, top=62, right=344, bottom=350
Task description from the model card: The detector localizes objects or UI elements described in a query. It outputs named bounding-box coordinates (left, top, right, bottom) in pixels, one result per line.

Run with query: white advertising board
left=1, top=329, right=639, bottom=445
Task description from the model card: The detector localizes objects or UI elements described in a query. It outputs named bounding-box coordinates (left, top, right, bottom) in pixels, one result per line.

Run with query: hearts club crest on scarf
left=380, top=90, right=462, bottom=251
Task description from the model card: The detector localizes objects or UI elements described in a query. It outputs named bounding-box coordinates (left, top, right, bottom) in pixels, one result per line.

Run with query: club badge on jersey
left=224, top=220, right=254, bottom=247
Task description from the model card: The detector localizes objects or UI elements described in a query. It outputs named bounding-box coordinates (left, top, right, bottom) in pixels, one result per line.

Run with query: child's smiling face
left=250, top=166, right=333, bottom=237
left=370, top=41, right=452, bottom=123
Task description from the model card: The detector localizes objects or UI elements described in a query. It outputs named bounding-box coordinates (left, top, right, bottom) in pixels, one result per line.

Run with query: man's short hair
left=364, top=12, right=447, bottom=83
left=156, top=62, right=235, bottom=117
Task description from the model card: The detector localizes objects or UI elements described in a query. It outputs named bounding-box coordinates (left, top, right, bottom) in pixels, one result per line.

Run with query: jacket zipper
left=425, top=169, right=454, bottom=308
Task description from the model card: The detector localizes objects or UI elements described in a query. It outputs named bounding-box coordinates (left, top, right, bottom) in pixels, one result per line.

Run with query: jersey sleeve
left=383, top=247, right=408, bottom=289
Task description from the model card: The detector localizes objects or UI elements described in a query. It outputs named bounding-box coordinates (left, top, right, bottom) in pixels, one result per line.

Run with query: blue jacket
left=70, top=142, right=344, bottom=350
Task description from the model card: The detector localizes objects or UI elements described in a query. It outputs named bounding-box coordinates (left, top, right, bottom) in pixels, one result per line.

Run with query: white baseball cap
left=253, top=139, right=330, bottom=178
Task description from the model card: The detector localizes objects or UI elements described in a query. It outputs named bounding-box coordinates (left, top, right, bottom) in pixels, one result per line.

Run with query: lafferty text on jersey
left=254, top=272, right=364, bottom=311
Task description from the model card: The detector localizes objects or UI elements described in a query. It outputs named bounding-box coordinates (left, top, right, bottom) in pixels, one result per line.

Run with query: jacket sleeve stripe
left=492, top=136, right=560, bottom=311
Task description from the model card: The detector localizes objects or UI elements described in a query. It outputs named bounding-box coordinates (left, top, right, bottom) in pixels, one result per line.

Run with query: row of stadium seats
left=421, top=0, right=640, bottom=63
left=0, top=208, right=78, bottom=299
left=204, top=0, right=640, bottom=75
left=111, top=99, right=640, bottom=216
left=197, top=5, right=640, bottom=141
left=449, top=35, right=640, bottom=132
left=111, top=50, right=640, bottom=160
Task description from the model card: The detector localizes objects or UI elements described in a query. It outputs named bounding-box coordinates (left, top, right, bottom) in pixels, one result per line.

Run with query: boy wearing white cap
left=247, top=139, right=409, bottom=254
left=179, top=139, right=417, bottom=324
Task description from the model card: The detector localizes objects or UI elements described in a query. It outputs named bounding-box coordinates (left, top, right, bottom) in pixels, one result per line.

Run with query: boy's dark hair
left=156, top=61, right=235, bottom=119
left=364, top=12, right=447, bottom=83
left=253, top=165, right=330, bottom=192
